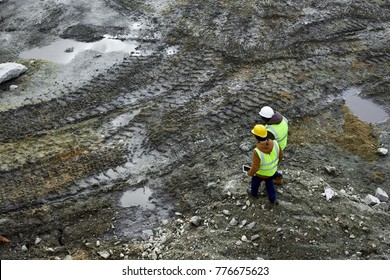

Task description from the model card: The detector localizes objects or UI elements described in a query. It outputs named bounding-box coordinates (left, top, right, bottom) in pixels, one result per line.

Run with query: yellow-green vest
left=266, top=117, right=288, bottom=150
left=255, top=140, right=280, bottom=177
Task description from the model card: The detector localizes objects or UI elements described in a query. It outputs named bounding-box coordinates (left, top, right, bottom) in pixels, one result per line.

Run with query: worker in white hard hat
left=259, top=106, right=288, bottom=184
left=246, top=124, right=283, bottom=205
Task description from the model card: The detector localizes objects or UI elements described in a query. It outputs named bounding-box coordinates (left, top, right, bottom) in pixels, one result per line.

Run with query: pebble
left=377, top=148, right=388, bottom=156
left=10, top=85, right=18, bottom=90
left=21, top=245, right=28, bottom=252
left=251, top=234, right=260, bottom=241
left=189, top=216, right=202, bottom=226
left=241, top=235, right=248, bottom=242
left=223, top=210, right=230, bottom=216
left=229, top=218, right=239, bottom=226
left=247, top=222, right=256, bottom=229
left=35, top=237, right=42, bottom=245
left=98, top=251, right=110, bottom=259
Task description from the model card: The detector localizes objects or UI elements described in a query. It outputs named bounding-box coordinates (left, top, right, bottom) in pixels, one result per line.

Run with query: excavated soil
left=0, top=0, right=390, bottom=260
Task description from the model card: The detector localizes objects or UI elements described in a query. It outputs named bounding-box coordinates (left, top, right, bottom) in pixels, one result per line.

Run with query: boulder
left=363, top=194, right=380, bottom=206
left=375, top=187, right=389, bottom=202
left=0, top=62, right=28, bottom=84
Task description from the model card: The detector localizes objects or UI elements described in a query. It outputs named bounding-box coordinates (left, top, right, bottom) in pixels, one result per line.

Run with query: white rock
left=323, top=187, right=335, bottom=201
left=222, top=209, right=230, bottom=216
left=251, top=234, right=260, bottom=241
left=247, top=222, right=256, bottom=229
left=241, top=235, right=248, bottom=242
left=9, top=85, right=18, bottom=90
left=21, top=245, right=28, bottom=252
left=377, top=148, right=388, bottom=156
left=189, top=216, right=202, bottom=226
left=0, top=62, right=28, bottom=84
left=229, top=218, right=238, bottom=226
left=98, top=251, right=110, bottom=259
left=35, top=237, right=42, bottom=245
left=363, top=194, right=380, bottom=206
left=63, top=255, right=73, bottom=260
left=375, top=187, right=389, bottom=202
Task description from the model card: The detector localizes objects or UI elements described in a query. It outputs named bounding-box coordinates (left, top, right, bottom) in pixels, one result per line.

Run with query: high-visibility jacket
left=266, top=117, right=288, bottom=150
left=255, top=140, right=280, bottom=177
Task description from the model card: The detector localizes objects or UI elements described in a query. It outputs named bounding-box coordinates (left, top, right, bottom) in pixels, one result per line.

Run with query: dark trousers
left=251, top=175, right=276, bottom=203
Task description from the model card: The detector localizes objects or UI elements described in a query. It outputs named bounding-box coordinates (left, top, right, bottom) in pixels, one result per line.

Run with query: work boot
left=272, top=199, right=279, bottom=205
left=273, top=177, right=284, bottom=185
left=246, top=188, right=259, bottom=198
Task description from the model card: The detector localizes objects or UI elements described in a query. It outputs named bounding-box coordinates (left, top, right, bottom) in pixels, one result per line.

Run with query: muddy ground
left=0, top=0, right=390, bottom=260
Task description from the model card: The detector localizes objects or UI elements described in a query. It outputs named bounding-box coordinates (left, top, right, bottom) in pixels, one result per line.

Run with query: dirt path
left=0, top=0, right=389, bottom=260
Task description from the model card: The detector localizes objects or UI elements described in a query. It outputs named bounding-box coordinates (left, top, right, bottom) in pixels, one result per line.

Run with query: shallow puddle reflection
left=120, top=186, right=156, bottom=210
left=342, top=87, right=388, bottom=123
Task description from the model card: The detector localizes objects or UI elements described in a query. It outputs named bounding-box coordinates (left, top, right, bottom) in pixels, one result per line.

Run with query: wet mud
left=0, top=0, right=389, bottom=260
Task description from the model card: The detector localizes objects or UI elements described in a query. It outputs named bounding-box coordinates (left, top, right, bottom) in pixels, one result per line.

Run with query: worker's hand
left=0, top=235, right=11, bottom=244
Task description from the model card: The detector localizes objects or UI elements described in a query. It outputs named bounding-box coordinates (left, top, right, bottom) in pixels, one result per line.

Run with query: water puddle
left=342, top=87, right=388, bottom=123
left=120, top=186, right=156, bottom=210
left=19, top=36, right=145, bottom=64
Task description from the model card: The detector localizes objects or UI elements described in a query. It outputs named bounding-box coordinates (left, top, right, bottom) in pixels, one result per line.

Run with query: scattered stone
left=241, top=235, right=248, bottom=242
left=222, top=209, right=230, bottom=216
left=96, top=240, right=100, bottom=247
left=323, top=187, right=335, bottom=202
left=251, top=234, right=260, bottom=241
left=229, top=218, right=238, bottom=226
left=239, top=219, right=248, bottom=229
left=9, top=85, right=18, bottom=90
left=324, top=166, right=336, bottom=175
left=0, top=62, right=28, bottom=84
left=35, top=237, right=41, bottom=245
left=363, top=194, right=380, bottom=206
left=161, top=219, right=169, bottom=226
left=98, top=251, right=110, bottom=259
left=189, top=216, right=202, bottom=227
left=235, top=240, right=242, bottom=246
left=247, top=222, right=256, bottom=229
left=63, top=255, right=73, bottom=260
left=375, top=187, right=389, bottom=202
left=377, top=148, right=388, bottom=156
left=21, top=245, right=28, bottom=252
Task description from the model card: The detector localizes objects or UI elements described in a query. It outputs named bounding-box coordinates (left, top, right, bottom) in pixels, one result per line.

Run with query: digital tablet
left=242, top=165, right=250, bottom=172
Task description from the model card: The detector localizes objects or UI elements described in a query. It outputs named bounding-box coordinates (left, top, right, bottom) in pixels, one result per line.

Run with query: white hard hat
left=259, top=106, right=274, bottom=118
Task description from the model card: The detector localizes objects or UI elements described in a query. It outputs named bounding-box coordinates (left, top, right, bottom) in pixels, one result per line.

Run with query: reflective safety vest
left=266, top=117, right=288, bottom=151
left=255, top=140, right=280, bottom=177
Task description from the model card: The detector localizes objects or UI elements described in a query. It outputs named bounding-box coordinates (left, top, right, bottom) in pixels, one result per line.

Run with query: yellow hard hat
left=251, top=124, right=267, bottom=138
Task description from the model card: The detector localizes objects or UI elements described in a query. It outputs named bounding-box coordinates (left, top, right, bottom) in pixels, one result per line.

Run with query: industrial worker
left=246, top=124, right=283, bottom=205
left=259, top=106, right=288, bottom=184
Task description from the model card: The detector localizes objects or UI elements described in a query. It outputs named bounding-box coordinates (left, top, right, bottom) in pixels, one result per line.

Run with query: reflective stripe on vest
left=255, top=140, right=280, bottom=177
left=266, top=117, right=288, bottom=150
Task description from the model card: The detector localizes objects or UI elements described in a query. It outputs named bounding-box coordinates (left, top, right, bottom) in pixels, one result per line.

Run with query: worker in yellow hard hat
left=245, top=124, right=284, bottom=205
left=259, top=106, right=288, bottom=184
